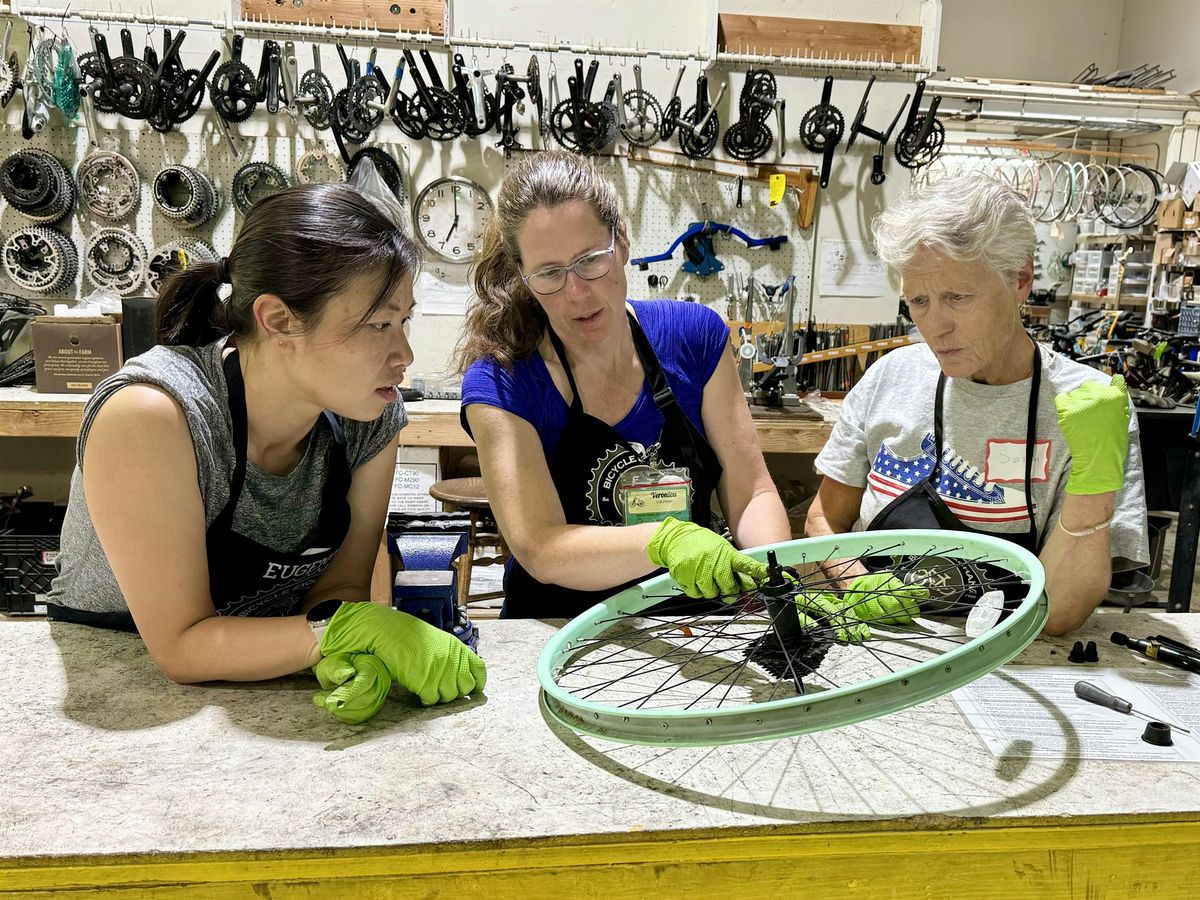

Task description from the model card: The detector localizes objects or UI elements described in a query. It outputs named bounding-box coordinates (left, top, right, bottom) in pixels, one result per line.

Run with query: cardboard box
left=1184, top=209, right=1200, bottom=230
left=1155, top=233, right=1181, bottom=265
left=1158, top=198, right=1187, bottom=229
left=31, top=315, right=122, bottom=394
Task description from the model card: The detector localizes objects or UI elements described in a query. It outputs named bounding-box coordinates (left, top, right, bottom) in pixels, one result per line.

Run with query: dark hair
left=156, top=183, right=421, bottom=347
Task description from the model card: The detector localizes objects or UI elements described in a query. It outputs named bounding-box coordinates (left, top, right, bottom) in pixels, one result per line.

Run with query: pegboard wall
left=0, top=14, right=914, bottom=373
left=577, top=153, right=815, bottom=319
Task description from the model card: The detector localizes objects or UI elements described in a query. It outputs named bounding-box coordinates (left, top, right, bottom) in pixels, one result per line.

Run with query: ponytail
left=152, top=183, right=420, bottom=350
left=155, top=259, right=230, bottom=347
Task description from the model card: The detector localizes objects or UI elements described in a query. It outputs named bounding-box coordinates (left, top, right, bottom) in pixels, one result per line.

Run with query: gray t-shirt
left=815, top=342, right=1149, bottom=569
left=48, top=339, right=406, bottom=616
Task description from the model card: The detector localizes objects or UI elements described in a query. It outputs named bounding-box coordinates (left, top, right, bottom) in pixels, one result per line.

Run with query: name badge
left=985, top=439, right=1051, bottom=483
left=618, top=466, right=692, bottom=526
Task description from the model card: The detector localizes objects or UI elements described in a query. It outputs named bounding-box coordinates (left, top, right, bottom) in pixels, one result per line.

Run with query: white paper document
left=818, top=239, right=888, bottom=297
left=415, top=270, right=472, bottom=316
left=952, top=666, right=1200, bottom=762
left=389, top=462, right=440, bottom=515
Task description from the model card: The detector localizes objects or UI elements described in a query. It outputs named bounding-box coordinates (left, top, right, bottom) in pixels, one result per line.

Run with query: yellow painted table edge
left=3, top=815, right=1199, bottom=897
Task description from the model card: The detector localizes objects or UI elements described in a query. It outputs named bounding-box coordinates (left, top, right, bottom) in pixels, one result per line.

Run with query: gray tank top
left=47, top=339, right=406, bottom=615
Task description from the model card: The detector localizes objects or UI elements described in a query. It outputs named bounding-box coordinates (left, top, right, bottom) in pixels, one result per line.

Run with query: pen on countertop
left=1111, top=632, right=1200, bottom=675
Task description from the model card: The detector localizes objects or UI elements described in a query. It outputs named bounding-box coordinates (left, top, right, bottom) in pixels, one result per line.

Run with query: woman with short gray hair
left=806, top=176, right=1148, bottom=636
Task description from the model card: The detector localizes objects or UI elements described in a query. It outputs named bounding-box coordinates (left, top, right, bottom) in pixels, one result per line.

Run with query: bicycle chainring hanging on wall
left=347, top=147, right=406, bottom=204
left=3, top=226, right=79, bottom=294
left=677, top=73, right=725, bottom=159
left=722, top=68, right=776, bottom=162
left=231, top=161, right=289, bottom=215
left=84, top=228, right=147, bottom=296
left=153, top=164, right=220, bottom=228
left=0, top=149, right=76, bottom=224
left=209, top=34, right=258, bottom=124
left=76, top=150, right=140, bottom=221
left=892, top=79, right=945, bottom=171
left=296, top=146, right=346, bottom=184
left=620, top=63, right=662, bottom=148
left=146, top=240, right=217, bottom=296
left=799, top=75, right=844, bottom=189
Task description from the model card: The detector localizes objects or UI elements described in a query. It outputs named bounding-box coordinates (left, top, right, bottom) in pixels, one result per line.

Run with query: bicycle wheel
left=539, top=529, right=1047, bottom=746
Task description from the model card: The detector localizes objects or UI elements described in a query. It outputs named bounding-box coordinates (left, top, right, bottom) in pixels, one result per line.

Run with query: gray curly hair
left=872, top=176, right=1036, bottom=284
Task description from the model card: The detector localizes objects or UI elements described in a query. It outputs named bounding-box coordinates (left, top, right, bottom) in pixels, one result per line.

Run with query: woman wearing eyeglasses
left=455, top=151, right=791, bottom=618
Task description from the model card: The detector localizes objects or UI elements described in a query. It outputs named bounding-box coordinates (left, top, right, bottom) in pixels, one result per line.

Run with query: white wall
left=938, top=0, right=1124, bottom=82
left=1118, top=0, right=1200, bottom=94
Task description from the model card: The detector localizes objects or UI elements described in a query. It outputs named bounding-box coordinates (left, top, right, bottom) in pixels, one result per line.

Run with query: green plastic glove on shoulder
left=1055, top=374, right=1130, bottom=495
left=312, top=652, right=392, bottom=725
left=647, top=517, right=768, bottom=599
left=840, top=572, right=926, bottom=625
left=320, top=601, right=486, bottom=707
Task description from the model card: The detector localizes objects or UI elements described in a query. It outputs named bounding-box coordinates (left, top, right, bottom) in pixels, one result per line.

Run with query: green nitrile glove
left=647, top=517, right=768, bottom=599
left=320, top=602, right=486, bottom=707
left=840, top=573, right=926, bottom=625
left=1055, top=374, right=1131, bottom=495
left=312, top=652, right=392, bottom=725
left=794, top=592, right=871, bottom=643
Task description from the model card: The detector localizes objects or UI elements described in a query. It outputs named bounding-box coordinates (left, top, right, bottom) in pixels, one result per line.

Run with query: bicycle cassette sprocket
left=146, top=239, right=217, bottom=296
left=76, top=150, right=140, bottom=220
left=3, top=226, right=78, bottom=294
left=84, top=228, right=147, bottom=296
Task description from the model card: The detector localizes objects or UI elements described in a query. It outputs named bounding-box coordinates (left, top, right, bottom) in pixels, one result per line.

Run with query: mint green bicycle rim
left=538, top=529, right=1048, bottom=747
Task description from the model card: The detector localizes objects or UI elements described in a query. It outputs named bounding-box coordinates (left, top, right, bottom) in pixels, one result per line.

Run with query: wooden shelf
left=0, top=386, right=835, bottom=454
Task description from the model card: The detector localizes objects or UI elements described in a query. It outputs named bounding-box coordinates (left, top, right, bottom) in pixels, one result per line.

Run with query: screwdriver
left=1074, top=680, right=1192, bottom=733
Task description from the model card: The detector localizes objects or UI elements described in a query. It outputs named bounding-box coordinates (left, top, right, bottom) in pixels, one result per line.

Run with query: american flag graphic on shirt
left=869, top=434, right=1033, bottom=524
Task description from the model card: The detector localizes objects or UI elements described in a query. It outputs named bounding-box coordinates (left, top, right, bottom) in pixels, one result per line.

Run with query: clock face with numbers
left=413, top=176, right=493, bottom=264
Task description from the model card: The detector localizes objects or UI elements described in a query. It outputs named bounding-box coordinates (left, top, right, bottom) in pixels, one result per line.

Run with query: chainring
left=231, top=161, right=289, bottom=215
left=108, top=57, right=157, bottom=119
left=296, top=147, right=345, bottom=185
left=85, top=228, right=147, bottom=296
left=678, top=104, right=719, bottom=159
left=333, top=89, right=370, bottom=144
left=3, top=226, right=78, bottom=294
left=346, top=75, right=387, bottom=135
left=620, top=89, right=662, bottom=147
left=799, top=103, right=845, bottom=152
left=659, top=95, right=682, bottom=141
left=894, top=117, right=945, bottom=170
left=210, top=61, right=258, bottom=123
left=76, top=150, right=140, bottom=220
left=298, top=69, right=334, bottom=130
left=348, top=147, right=406, bottom=203
left=722, top=120, right=773, bottom=162
left=412, top=87, right=466, bottom=141
left=146, top=240, right=216, bottom=296
left=0, top=57, right=15, bottom=107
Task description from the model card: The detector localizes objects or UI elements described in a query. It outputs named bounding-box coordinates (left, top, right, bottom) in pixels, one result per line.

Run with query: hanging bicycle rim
left=539, top=529, right=1047, bottom=747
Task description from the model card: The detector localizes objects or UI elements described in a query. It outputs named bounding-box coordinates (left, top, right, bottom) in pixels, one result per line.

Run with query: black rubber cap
left=1068, top=640, right=1087, bottom=663
left=1141, top=721, right=1173, bottom=747
left=1084, top=640, right=1099, bottom=663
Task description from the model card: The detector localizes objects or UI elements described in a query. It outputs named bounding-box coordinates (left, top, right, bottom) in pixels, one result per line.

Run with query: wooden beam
left=239, top=0, right=444, bottom=34
left=717, top=13, right=922, bottom=65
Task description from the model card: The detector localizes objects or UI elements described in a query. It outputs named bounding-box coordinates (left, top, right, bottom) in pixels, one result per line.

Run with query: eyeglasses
left=520, top=228, right=616, bottom=295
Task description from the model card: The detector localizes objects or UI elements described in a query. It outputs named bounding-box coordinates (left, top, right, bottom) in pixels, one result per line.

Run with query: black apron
left=49, top=349, right=352, bottom=632
left=865, top=349, right=1041, bottom=613
left=502, top=312, right=724, bottom=619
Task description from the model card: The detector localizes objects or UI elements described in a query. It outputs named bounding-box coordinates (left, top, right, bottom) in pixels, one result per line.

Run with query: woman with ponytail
left=48, top=184, right=484, bottom=723
left=455, top=151, right=790, bottom=619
